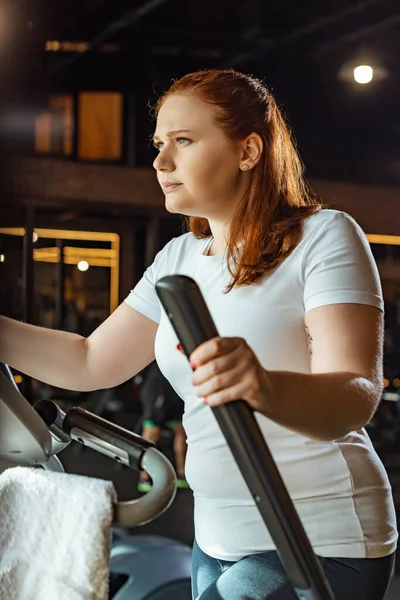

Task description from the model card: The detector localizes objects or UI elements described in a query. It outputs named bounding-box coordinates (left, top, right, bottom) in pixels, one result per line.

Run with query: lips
left=162, top=182, right=182, bottom=193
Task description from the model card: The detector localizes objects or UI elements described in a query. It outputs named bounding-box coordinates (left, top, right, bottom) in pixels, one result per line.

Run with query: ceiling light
left=353, top=65, right=374, bottom=84
left=77, top=260, right=89, bottom=272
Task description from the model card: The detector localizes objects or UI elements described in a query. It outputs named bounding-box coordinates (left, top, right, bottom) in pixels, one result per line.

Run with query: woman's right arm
left=0, top=303, right=158, bottom=391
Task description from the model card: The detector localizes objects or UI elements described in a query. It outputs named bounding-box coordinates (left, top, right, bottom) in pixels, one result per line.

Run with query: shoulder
left=165, top=231, right=205, bottom=250
left=302, top=208, right=361, bottom=236
left=301, top=209, right=367, bottom=248
left=300, top=209, right=377, bottom=278
left=300, top=210, right=382, bottom=312
left=158, top=231, right=206, bottom=258
left=149, top=231, right=208, bottom=275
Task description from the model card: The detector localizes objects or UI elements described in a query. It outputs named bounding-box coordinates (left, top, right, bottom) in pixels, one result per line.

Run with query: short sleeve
left=303, top=212, right=383, bottom=314
left=124, top=238, right=177, bottom=324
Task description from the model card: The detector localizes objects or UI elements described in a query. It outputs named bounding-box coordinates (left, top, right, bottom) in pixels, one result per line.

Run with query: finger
left=203, top=378, right=253, bottom=407
left=192, top=343, right=245, bottom=386
left=195, top=362, right=251, bottom=399
left=190, top=337, right=244, bottom=368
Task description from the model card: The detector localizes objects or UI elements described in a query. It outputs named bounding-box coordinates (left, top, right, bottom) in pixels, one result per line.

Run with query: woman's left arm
left=190, top=303, right=383, bottom=442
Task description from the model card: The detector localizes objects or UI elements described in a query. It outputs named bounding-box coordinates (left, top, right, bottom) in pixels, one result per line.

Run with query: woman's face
left=153, top=94, right=247, bottom=220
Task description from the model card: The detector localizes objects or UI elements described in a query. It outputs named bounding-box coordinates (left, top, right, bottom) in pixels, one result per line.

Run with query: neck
left=207, top=220, right=230, bottom=256
left=205, top=180, right=249, bottom=255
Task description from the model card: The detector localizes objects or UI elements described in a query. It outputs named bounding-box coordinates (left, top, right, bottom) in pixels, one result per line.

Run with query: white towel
left=0, top=466, right=117, bottom=600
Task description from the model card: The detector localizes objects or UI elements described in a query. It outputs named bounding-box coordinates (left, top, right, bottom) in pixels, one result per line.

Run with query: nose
left=153, top=149, right=175, bottom=173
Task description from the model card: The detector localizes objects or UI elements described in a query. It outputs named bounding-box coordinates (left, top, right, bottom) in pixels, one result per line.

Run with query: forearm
left=0, top=315, right=92, bottom=391
left=262, top=369, right=381, bottom=441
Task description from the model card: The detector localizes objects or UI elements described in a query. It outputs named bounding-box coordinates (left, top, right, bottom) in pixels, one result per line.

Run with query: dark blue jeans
left=191, top=539, right=396, bottom=600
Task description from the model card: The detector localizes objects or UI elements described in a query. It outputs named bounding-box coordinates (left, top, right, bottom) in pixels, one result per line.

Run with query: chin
left=165, top=200, right=184, bottom=215
left=165, top=197, right=195, bottom=216
left=165, top=201, right=177, bottom=214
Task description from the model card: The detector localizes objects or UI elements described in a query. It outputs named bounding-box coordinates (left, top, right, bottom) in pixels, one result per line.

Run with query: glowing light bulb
left=77, top=260, right=89, bottom=271
left=354, top=65, right=373, bottom=84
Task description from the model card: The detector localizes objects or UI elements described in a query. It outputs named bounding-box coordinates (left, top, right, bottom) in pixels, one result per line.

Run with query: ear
left=239, top=133, right=263, bottom=170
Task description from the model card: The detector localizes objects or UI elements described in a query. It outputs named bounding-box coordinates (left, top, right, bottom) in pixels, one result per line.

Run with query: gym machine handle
left=33, top=399, right=177, bottom=527
left=155, top=274, right=334, bottom=600
left=0, top=360, right=177, bottom=528
left=34, top=399, right=154, bottom=467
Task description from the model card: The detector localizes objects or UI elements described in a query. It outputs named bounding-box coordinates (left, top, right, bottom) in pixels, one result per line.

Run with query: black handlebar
left=34, top=399, right=154, bottom=471
left=155, top=274, right=334, bottom=600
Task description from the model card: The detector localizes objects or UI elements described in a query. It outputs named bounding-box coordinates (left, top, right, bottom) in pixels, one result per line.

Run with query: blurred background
left=0, top=0, right=400, bottom=593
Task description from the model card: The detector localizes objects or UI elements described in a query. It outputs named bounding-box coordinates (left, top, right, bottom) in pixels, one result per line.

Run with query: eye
left=176, top=137, right=191, bottom=145
left=152, top=137, right=192, bottom=151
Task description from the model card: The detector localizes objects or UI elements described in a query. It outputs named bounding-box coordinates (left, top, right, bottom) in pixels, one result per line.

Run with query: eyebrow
left=152, top=129, right=195, bottom=141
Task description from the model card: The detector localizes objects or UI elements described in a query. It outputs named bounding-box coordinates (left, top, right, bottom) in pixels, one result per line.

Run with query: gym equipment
left=155, top=274, right=335, bottom=600
left=0, top=362, right=192, bottom=599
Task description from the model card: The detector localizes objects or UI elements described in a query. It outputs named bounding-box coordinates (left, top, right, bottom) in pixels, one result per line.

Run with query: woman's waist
left=193, top=495, right=398, bottom=561
left=185, top=440, right=392, bottom=502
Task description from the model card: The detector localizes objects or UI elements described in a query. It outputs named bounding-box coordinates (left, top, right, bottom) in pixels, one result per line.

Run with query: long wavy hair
left=153, top=69, right=323, bottom=292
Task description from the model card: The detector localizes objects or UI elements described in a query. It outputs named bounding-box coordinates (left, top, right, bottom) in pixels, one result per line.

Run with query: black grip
left=63, top=407, right=154, bottom=471
left=155, top=274, right=334, bottom=600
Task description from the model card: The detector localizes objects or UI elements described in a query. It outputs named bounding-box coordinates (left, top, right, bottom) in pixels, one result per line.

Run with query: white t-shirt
left=125, top=209, right=398, bottom=561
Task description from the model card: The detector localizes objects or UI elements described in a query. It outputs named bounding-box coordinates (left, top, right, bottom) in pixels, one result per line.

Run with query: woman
left=0, top=69, right=397, bottom=599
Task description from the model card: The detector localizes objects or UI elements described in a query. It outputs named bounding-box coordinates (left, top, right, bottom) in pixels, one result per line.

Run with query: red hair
left=153, top=69, right=322, bottom=292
